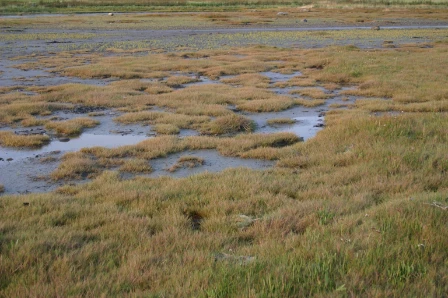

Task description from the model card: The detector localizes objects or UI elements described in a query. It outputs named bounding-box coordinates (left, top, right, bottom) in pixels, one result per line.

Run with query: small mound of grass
left=165, top=76, right=199, bottom=87
left=153, top=124, right=180, bottom=135
left=114, top=111, right=164, bottom=124
left=267, top=118, right=296, bottom=126
left=290, top=87, right=332, bottom=99
left=119, top=158, right=152, bottom=173
left=21, top=117, right=49, bottom=127
left=0, top=184, right=4, bottom=194
left=200, top=114, right=255, bottom=135
left=0, top=131, right=50, bottom=148
left=50, top=153, right=98, bottom=180
left=237, top=97, right=294, bottom=112
left=167, top=156, right=204, bottom=172
left=45, top=117, right=99, bottom=136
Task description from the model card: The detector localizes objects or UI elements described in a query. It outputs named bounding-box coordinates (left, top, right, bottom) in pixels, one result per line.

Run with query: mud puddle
left=261, top=71, right=302, bottom=84
left=0, top=133, right=149, bottom=161
left=127, top=149, right=274, bottom=179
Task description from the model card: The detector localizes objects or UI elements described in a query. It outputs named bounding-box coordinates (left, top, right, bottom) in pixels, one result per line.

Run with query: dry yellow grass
left=153, top=123, right=180, bottom=135
left=221, top=73, right=270, bottom=88
left=200, top=114, right=254, bottom=135
left=145, top=82, right=174, bottom=94
left=45, top=117, right=99, bottom=136
left=119, top=158, right=152, bottom=173
left=290, top=87, right=332, bottom=99
left=237, top=96, right=294, bottom=112
left=21, top=117, right=49, bottom=127
left=167, top=155, right=204, bottom=172
left=0, top=131, right=50, bottom=148
left=267, top=118, right=296, bottom=125
left=272, top=76, right=316, bottom=88
left=165, top=75, right=199, bottom=87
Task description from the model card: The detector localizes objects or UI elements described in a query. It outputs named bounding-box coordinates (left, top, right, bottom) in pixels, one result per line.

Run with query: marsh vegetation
left=0, top=7, right=447, bottom=297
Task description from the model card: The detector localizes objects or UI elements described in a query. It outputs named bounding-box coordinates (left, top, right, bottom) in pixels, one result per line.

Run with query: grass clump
left=21, top=117, right=49, bottom=127
left=50, top=152, right=98, bottom=180
left=290, top=87, right=332, bottom=99
left=165, top=75, right=199, bottom=87
left=0, top=184, right=4, bottom=194
left=267, top=118, right=296, bottom=125
left=114, top=111, right=164, bottom=124
left=200, top=114, right=255, bottom=135
left=167, top=155, right=204, bottom=172
left=153, top=124, right=180, bottom=135
left=0, top=131, right=50, bottom=148
left=221, top=73, right=270, bottom=88
left=45, top=118, right=99, bottom=136
left=119, top=158, right=152, bottom=173
left=237, top=96, right=294, bottom=112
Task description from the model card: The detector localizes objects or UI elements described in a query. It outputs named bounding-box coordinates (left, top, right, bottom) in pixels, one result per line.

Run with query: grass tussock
left=21, top=117, right=49, bottom=127
left=237, top=96, right=294, bottom=112
left=145, top=82, right=173, bottom=94
left=290, top=87, right=332, bottom=99
left=167, top=155, right=204, bottom=172
left=119, top=158, right=152, bottom=173
left=0, top=184, right=4, bottom=193
left=153, top=124, right=180, bottom=135
left=267, top=118, right=296, bottom=125
left=221, top=73, right=270, bottom=88
left=45, top=117, right=99, bottom=136
left=165, top=75, right=199, bottom=87
left=0, top=131, right=50, bottom=148
left=200, top=114, right=254, bottom=135
left=50, top=152, right=99, bottom=180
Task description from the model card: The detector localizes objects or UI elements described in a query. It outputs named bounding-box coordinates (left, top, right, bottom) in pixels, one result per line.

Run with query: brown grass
left=153, top=123, right=180, bottom=135
left=167, top=155, right=204, bottom=172
left=21, top=117, right=49, bottom=127
left=267, top=118, right=296, bottom=125
left=200, top=114, right=254, bottom=135
left=237, top=96, right=294, bottom=112
left=119, top=158, right=152, bottom=173
left=165, top=75, right=199, bottom=87
left=45, top=117, right=99, bottom=136
left=0, top=131, right=50, bottom=148
left=221, top=73, right=270, bottom=88
left=290, top=87, right=332, bottom=99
